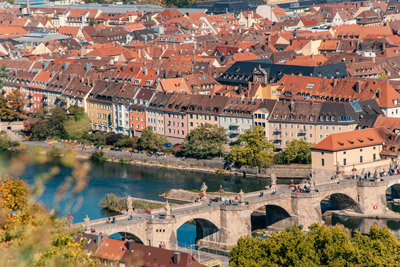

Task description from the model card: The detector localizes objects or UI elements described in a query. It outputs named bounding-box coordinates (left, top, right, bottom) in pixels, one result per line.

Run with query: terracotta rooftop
left=312, top=126, right=393, bottom=151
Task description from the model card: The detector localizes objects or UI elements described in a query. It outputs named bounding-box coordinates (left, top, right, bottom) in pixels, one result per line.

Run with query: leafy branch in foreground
left=0, top=176, right=94, bottom=267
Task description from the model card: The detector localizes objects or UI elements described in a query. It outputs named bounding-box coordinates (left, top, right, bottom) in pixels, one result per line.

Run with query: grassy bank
left=100, top=193, right=164, bottom=213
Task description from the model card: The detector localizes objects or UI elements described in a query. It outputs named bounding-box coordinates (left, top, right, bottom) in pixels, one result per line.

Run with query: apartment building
left=311, top=127, right=393, bottom=184
left=268, top=99, right=383, bottom=149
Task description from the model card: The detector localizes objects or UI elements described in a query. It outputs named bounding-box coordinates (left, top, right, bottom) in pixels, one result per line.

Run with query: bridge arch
left=109, top=231, right=144, bottom=244
left=175, top=216, right=220, bottom=248
left=385, top=182, right=400, bottom=213
left=320, top=193, right=362, bottom=214
left=251, top=203, right=294, bottom=231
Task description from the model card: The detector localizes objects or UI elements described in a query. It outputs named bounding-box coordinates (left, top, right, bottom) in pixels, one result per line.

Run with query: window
left=321, top=158, right=325, bottom=166
left=343, top=158, right=347, bottom=166
left=360, top=156, right=363, bottom=163
left=373, top=154, right=376, bottom=161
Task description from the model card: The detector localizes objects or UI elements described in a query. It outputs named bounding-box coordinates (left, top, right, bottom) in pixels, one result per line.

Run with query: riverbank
left=326, top=210, right=400, bottom=220
left=100, top=193, right=165, bottom=213
left=21, top=140, right=311, bottom=180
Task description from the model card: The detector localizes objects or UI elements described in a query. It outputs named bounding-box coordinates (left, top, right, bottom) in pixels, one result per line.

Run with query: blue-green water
left=0, top=152, right=268, bottom=222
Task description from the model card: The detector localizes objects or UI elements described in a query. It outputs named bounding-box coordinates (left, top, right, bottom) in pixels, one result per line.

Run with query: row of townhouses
left=2, top=69, right=384, bottom=148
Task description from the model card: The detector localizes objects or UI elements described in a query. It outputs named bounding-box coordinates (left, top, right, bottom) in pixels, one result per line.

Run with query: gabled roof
left=312, top=126, right=393, bottom=152
left=374, top=117, right=400, bottom=132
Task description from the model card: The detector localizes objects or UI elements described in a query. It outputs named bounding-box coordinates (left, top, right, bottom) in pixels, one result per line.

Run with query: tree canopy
left=26, top=106, right=91, bottom=140
left=0, top=89, right=26, bottom=121
left=0, top=176, right=94, bottom=267
left=138, top=127, right=167, bottom=152
left=283, top=139, right=313, bottom=164
left=230, top=224, right=400, bottom=267
left=181, top=123, right=228, bottom=159
left=64, top=106, right=92, bottom=140
left=227, top=126, right=274, bottom=167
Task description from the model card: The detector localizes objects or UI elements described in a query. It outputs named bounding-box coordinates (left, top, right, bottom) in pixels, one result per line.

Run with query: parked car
left=164, top=143, right=172, bottom=148
left=173, top=144, right=182, bottom=148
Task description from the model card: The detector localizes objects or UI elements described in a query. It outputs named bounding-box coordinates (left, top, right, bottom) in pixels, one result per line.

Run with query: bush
left=105, top=134, right=123, bottom=146
left=274, top=152, right=285, bottom=165
left=90, top=151, right=108, bottom=163
left=115, top=136, right=139, bottom=148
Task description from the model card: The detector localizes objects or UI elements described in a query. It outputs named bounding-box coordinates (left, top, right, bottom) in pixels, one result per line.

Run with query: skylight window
left=306, top=83, right=315, bottom=89
left=351, top=101, right=362, bottom=112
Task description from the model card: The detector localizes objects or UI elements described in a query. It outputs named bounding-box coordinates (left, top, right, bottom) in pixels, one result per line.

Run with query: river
left=3, top=151, right=400, bottom=245
left=0, top=151, right=272, bottom=222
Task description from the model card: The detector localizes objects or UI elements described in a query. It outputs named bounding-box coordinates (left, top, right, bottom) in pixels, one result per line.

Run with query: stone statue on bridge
left=200, top=182, right=208, bottom=195
left=84, top=215, right=91, bottom=231
left=270, top=173, right=277, bottom=192
left=238, top=189, right=245, bottom=205
left=127, top=195, right=134, bottom=215
left=165, top=200, right=171, bottom=216
left=310, top=172, right=316, bottom=191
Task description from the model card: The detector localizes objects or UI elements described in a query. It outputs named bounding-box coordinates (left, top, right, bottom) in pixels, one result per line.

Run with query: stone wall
left=0, top=121, right=24, bottom=132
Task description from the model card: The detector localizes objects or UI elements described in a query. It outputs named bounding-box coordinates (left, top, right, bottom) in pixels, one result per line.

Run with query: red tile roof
left=312, top=127, right=393, bottom=151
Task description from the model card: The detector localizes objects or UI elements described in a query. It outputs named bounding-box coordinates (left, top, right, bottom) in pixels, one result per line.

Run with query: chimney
left=372, top=56, right=376, bottom=63
left=143, top=67, right=148, bottom=76
left=289, top=100, right=295, bottom=112
left=173, top=252, right=181, bottom=265
left=355, top=81, right=362, bottom=93
left=125, top=240, right=135, bottom=250
left=376, top=88, right=381, bottom=98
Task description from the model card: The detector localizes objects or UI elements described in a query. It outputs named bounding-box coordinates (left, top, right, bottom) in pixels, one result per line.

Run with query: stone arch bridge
left=75, top=176, right=400, bottom=251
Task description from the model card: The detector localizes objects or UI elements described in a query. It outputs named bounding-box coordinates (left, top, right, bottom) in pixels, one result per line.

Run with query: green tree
left=89, top=18, right=98, bottom=26
left=64, top=106, right=91, bottom=140
left=230, top=224, right=400, bottom=267
left=115, top=136, right=139, bottom=148
left=283, top=140, right=313, bottom=164
left=30, top=106, right=68, bottom=139
left=138, top=127, right=167, bottom=152
left=227, top=126, right=274, bottom=168
left=0, top=176, right=95, bottom=267
left=0, top=65, right=8, bottom=89
left=181, top=123, right=228, bottom=159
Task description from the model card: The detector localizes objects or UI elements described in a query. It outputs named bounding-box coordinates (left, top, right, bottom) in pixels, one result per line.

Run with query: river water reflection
left=0, top=152, right=273, bottom=222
